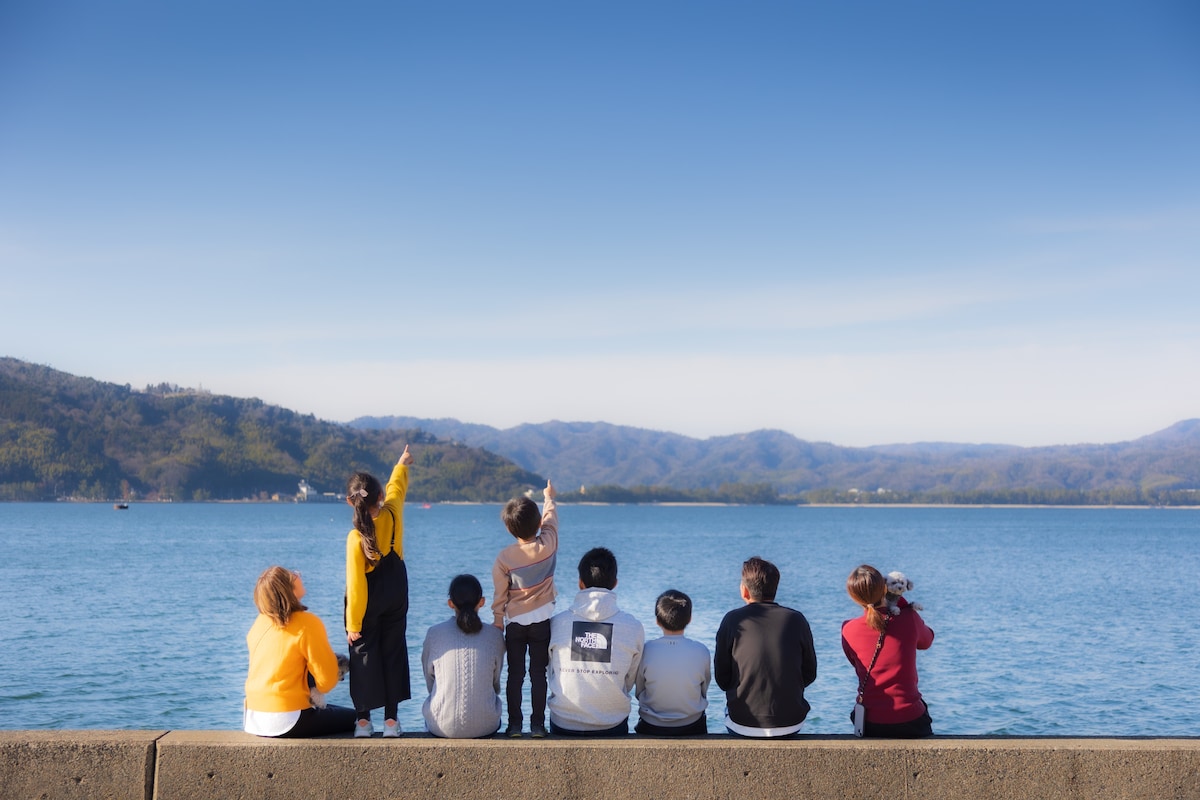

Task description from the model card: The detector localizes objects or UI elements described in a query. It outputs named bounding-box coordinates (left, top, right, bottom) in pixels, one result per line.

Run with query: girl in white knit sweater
left=421, top=574, right=506, bottom=738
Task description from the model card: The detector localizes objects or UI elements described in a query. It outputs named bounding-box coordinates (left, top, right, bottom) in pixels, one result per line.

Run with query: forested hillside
left=0, top=359, right=543, bottom=502
left=5, top=356, right=1196, bottom=505
left=352, top=416, right=1200, bottom=505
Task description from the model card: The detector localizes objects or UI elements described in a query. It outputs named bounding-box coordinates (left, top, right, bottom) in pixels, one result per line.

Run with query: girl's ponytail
left=347, top=472, right=383, bottom=566
left=846, top=564, right=890, bottom=632
left=449, top=574, right=484, bottom=634
left=863, top=602, right=888, bottom=632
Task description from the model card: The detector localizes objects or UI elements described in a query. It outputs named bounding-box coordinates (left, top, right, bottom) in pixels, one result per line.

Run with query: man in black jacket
left=714, top=556, right=817, bottom=737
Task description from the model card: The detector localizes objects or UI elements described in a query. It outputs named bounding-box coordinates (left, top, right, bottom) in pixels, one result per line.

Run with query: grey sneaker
left=381, top=719, right=401, bottom=738
left=353, top=719, right=374, bottom=738
left=505, top=724, right=522, bottom=738
left=530, top=724, right=547, bottom=739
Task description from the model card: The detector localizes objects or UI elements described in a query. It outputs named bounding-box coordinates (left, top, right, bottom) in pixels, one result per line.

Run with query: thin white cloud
left=325, top=277, right=1022, bottom=346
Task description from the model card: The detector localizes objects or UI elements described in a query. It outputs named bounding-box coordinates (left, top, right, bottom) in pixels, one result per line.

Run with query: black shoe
left=530, top=724, right=547, bottom=739
left=505, top=724, right=522, bottom=738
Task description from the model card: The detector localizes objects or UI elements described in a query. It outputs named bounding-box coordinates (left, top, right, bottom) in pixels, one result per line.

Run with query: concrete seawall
left=0, top=731, right=160, bottom=800
left=3, top=732, right=1198, bottom=800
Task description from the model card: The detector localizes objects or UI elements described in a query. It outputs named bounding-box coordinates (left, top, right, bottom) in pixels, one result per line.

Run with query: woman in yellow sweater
left=243, top=566, right=355, bottom=737
left=345, top=445, right=414, bottom=738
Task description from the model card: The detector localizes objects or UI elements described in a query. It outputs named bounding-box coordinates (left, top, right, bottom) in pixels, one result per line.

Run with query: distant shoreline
left=571, top=502, right=1200, bottom=509
left=23, top=499, right=1200, bottom=510
left=800, top=503, right=1200, bottom=510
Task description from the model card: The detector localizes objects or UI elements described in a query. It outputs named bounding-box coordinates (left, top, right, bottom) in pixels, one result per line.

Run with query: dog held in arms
left=885, top=571, right=924, bottom=615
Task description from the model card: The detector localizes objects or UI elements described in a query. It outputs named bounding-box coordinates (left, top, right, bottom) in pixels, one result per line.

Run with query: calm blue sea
left=0, top=503, right=1196, bottom=736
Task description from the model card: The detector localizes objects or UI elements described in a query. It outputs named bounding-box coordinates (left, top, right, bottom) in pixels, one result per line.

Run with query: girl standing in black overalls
left=344, top=445, right=413, bottom=737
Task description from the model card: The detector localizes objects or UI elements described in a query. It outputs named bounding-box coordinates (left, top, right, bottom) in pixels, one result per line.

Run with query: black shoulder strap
left=385, top=507, right=397, bottom=552
left=856, top=614, right=891, bottom=703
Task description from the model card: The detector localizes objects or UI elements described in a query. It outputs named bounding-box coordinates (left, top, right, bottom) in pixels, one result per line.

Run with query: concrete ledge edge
left=3, top=731, right=1198, bottom=800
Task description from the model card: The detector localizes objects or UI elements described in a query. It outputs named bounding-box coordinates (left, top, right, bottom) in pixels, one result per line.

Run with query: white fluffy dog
left=308, top=653, right=351, bottom=709
left=885, top=571, right=923, bottom=615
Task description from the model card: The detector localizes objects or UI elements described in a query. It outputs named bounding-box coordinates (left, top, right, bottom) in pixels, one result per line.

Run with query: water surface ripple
left=0, top=503, right=1195, bottom=735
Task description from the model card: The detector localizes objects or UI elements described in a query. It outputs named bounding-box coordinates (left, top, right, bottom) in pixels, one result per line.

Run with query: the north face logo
left=574, top=631, right=609, bottom=650
left=570, top=621, right=614, bottom=663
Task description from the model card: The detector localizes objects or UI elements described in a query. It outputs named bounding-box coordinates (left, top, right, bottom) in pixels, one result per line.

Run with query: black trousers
left=349, top=553, right=411, bottom=719
left=504, top=619, right=550, bottom=727
left=278, top=704, right=358, bottom=738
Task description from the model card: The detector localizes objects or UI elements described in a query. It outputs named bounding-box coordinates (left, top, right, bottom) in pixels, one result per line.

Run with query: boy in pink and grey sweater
left=491, top=479, right=557, bottom=737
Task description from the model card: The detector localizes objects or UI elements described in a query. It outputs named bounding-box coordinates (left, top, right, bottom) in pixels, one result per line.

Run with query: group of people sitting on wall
left=243, top=448, right=934, bottom=739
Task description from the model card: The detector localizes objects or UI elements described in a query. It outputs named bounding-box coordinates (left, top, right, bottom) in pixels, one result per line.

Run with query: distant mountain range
left=3, top=355, right=1196, bottom=504
left=349, top=415, right=1200, bottom=499
left=0, top=358, right=542, bottom=502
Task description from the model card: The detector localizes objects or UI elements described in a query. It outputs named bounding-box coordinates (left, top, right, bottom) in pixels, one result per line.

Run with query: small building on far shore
left=297, top=480, right=341, bottom=502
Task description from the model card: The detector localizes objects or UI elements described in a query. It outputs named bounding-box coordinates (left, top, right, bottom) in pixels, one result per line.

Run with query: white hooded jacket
left=547, top=588, right=645, bottom=731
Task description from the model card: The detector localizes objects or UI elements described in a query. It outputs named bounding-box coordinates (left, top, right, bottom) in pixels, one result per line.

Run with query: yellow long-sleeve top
left=244, top=610, right=340, bottom=712
left=344, top=461, right=409, bottom=634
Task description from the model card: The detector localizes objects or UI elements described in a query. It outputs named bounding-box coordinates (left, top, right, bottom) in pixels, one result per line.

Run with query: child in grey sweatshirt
left=547, top=547, right=644, bottom=735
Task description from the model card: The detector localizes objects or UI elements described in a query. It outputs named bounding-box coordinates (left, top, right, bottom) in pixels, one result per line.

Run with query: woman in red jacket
left=841, top=564, right=934, bottom=738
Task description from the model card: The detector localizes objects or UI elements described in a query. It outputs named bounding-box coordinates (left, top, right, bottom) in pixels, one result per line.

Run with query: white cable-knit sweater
left=421, top=618, right=505, bottom=738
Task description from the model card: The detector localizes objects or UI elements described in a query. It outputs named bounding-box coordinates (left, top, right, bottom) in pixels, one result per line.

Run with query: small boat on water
left=114, top=503, right=130, bottom=510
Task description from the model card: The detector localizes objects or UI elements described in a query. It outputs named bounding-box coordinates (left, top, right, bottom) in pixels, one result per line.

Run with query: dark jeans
left=278, top=704, right=359, bottom=738
left=504, top=619, right=550, bottom=727
left=550, top=718, right=629, bottom=737
left=634, top=716, right=709, bottom=736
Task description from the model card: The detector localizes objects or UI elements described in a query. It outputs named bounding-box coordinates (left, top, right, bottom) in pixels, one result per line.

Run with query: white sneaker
left=354, top=719, right=374, bottom=738
left=382, top=719, right=401, bottom=738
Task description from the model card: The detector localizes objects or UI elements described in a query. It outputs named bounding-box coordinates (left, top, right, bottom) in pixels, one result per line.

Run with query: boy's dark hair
left=741, top=556, right=780, bottom=602
left=578, top=547, right=618, bottom=590
left=655, top=589, right=692, bottom=632
left=501, top=496, right=541, bottom=540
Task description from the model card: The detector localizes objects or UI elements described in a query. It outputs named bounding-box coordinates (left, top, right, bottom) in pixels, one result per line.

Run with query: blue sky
left=1, top=1, right=1197, bottom=447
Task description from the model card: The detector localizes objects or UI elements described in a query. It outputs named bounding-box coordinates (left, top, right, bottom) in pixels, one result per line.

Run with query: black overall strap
left=384, top=507, right=396, bottom=553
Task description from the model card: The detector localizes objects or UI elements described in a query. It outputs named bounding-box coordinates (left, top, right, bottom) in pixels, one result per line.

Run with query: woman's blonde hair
left=846, top=564, right=889, bottom=632
left=253, top=566, right=307, bottom=628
